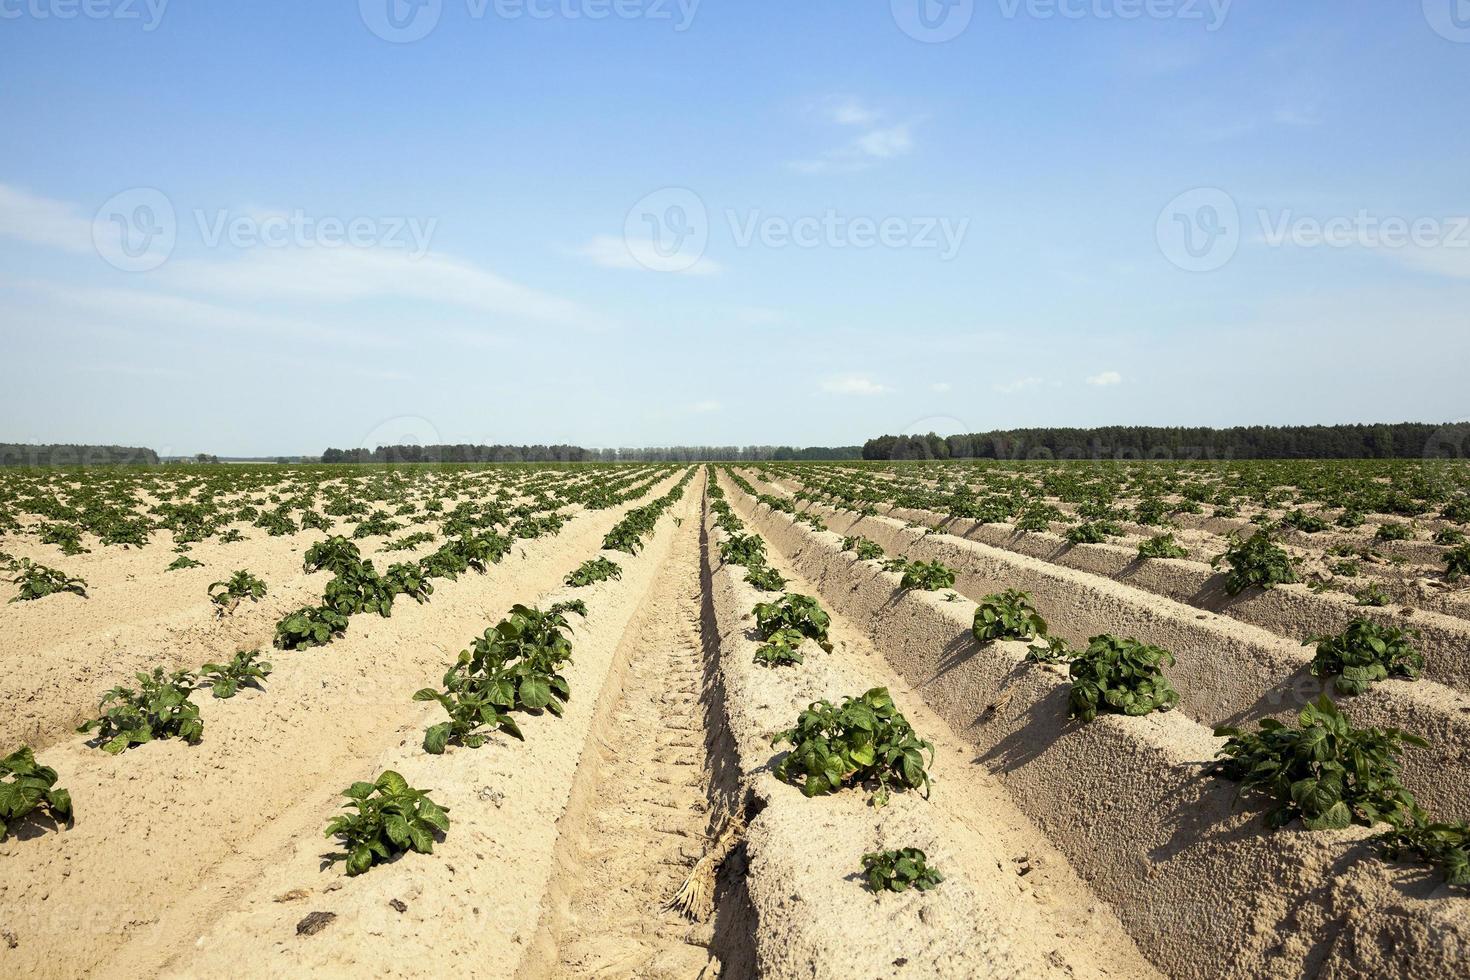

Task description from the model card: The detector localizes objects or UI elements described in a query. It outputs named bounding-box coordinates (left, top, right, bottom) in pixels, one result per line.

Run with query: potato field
left=2, top=460, right=1468, bottom=978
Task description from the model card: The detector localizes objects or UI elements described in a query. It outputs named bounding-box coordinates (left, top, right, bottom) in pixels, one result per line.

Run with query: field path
left=533, top=512, right=723, bottom=978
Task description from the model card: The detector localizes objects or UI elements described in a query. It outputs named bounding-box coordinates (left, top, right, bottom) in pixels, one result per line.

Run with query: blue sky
left=2, top=1, right=1469, bottom=456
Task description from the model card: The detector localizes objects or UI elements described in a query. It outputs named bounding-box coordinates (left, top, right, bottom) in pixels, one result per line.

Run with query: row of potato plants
left=729, top=467, right=1470, bottom=889
left=325, top=467, right=695, bottom=876
left=709, top=469, right=943, bottom=893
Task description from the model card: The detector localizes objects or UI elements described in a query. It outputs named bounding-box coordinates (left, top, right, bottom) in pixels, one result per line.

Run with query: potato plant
left=900, top=559, right=956, bottom=591
left=166, top=554, right=204, bottom=571
left=1137, top=533, right=1189, bottom=560
left=719, top=533, right=766, bottom=567
left=1213, top=695, right=1424, bottom=831
left=842, top=536, right=885, bottom=561
left=78, top=668, right=205, bottom=753
left=565, top=557, right=621, bottom=587
left=304, top=536, right=363, bottom=575
left=754, top=594, right=833, bottom=652
left=324, top=770, right=450, bottom=876
left=861, top=848, right=943, bottom=893
left=772, top=688, right=933, bottom=806
left=1067, top=635, right=1180, bottom=723
left=1213, top=531, right=1298, bottom=595
left=209, top=570, right=267, bottom=615
left=8, top=559, right=88, bottom=602
left=199, top=650, right=273, bottom=699
left=744, top=563, right=787, bottom=592
left=1445, top=544, right=1470, bottom=583
left=1378, top=820, right=1470, bottom=887
left=972, top=589, right=1047, bottom=643
left=1, top=746, right=73, bottom=841
left=753, top=627, right=807, bottom=668
left=1305, top=620, right=1423, bottom=695
left=274, top=605, right=350, bottom=650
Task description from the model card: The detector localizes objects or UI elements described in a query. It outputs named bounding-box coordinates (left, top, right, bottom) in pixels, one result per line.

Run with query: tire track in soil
left=546, top=517, right=723, bottom=979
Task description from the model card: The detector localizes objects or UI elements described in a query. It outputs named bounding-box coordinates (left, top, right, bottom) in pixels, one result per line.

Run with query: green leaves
left=753, top=627, right=807, bottom=668
left=77, top=667, right=204, bottom=753
left=1377, top=819, right=1470, bottom=888
left=719, top=533, right=766, bottom=567
left=754, top=594, right=833, bottom=652
left=199, top=649, right=273, bottom=699
left=1067, top=635, right=1180, bottom=724
left=417, top=603, right=577, bottom=753
left=1445, top=543, right=1470, bottom=583
left=861, top=848, right=943, bottom=893
left=842, top=536, right=885, bottom=561
left=208, top=569, right=267, bottom=615
left=324, top=770, right=450, bottom=876
left=304, top=535, right=363, bottom=575
left=772, top=688, right=933, bottom=806
left=1, top=746, right=73, bottom=841
left=7, top=558, right=88, bottom=602
left=565, top=557, right=622, bottom=588
left=899, top=559, right=956, bottom=592
left=1212, top=695, right=1425, bottom=831
left=972, top=589, right=1047, bottom=643
left=1213, top=530, right=1298, bottom=596
left=274, top=605, right=350, bottom=650
left=1305, top=620, right=1424, bottom=695
left=1137, top=533, right=1189, bottom=560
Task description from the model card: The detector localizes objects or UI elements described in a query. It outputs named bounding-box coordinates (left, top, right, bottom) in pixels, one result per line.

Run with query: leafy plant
left=1434, top=528, right=1467, bottom=547
left=565, top=557, right=622, bottom=587
left=861, top=848, right=943, bottom=893
left=0, top=746, right=73, bottom=841
left=1212, top=695, right=1424, bottom=831
left=1137, top=533, right=1189, bottom=560
left=1305, top=620, right=1423, bottom=695
left=1375, top=521, right=1414, bottom=542
left=77, top=667, right=204, bottom=753
left=324, top=770, right=450, bottom=876
left=1066, top=521, right=1121, bottom=545
left=754, top=594, right=832, bottom=652
left=1213, top=531, right=1298, bottom=595
left=972, top=589, right=1047, bottom=643
left=382, top=530, right=436, bottom=552
left=303, top=535, right=363, bottom=575
left=166, top=554, right=204, bottom=571
left=745, top=562, right=787, bottom=592
left=383, top=561, right=434, bottom=605
left=1025, top=635, right=1074, bottom=664
left=274, top=605, right=349, bottom=650
left=322, top=562, right=395, bottom=618
left=1353, top=583, right=1393, bottom=607
left=720, top=532, right=767, bottom=567
left=414, top=675, right=524, bottom=754
left=1067, top=635, right=1179, bottom=723
left=8, top=559, right=88, bottom=602
left=1282, top=509, right=1330, bottom=534
left=753, top=627, right=807, bottom=668
left=208, top=570, right=266, bottom=615
left=772, top=688, right=933, bottom=806
left=1445, top=544, right=1470, bottom=583
left=199, top=649, right=273, bottom=698
left=842, top=536, right=885, bottom=561
left=1377, top=820, right=1470, bottom=887
left=900, top=559, right=956, bottom=591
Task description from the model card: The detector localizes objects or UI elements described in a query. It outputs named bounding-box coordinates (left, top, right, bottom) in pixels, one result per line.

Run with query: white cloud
left=0, top=184, right=93, bottom=252
left=790, top=100, right=917, bottom=175
left=994, top=376, right=1044, bottom=394
left=930, top=382, right=952, bottom=393
left=691, top=399, right=722, bottom=413
left=575, top=234, right=721, bottom=277
left=821, top=375, right=890, bottom=396
left=1087, top=371, right=1124, bottom=386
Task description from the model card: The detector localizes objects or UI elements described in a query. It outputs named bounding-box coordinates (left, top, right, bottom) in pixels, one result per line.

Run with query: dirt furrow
left=531, top=512, right=725, bottom=979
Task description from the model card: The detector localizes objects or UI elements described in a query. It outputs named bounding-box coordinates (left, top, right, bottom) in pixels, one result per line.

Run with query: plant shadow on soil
left=8, top=811, right=73, bottom=843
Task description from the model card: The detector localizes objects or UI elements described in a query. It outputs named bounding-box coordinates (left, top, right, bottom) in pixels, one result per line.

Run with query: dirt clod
left=296, top=912, right=336, bottom=937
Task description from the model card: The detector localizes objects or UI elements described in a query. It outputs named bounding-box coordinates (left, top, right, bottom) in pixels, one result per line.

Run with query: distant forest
left=862, top=423, right=1470, bottom=461
left=320, top=444, right=865, bottom=464
left=0, top=444, right=159, bottom=467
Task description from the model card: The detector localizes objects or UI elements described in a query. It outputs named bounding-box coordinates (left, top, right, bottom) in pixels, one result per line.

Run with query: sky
left=2, top=0, right=1469, bottom=456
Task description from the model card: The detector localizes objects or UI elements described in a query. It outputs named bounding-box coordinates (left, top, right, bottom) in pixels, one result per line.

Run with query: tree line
left=320, top=444, right=865, bottom=464
left=862, top=423, right=1470, bottom=461
left=0, top=444, right=160, bottom=467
